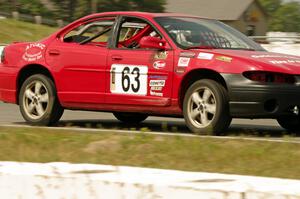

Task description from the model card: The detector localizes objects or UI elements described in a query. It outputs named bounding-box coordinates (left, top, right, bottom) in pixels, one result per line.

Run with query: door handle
left=48, top=49, right=60, bottom=56
left=111, top=55, right=123, bottom=61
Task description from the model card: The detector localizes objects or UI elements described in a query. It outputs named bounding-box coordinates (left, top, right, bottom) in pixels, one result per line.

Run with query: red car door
left=106, top=16, right=174, bottom=108
left=45, top=17, right=116, bottom=105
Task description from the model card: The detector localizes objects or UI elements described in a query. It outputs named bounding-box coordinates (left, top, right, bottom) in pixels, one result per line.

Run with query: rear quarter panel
left=0, top=41, right=51, bottom=103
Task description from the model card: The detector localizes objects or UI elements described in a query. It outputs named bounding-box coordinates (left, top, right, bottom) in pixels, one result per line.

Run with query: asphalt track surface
left=0, top=101, right=293, bottom=137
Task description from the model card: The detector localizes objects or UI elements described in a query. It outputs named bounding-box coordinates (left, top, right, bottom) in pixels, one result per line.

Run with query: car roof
left=80, top=11, right=210, bottom=20
left=55, top=11, right=212, bottom=39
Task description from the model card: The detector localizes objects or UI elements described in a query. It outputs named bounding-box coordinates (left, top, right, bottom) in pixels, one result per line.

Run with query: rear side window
left=63, top=17, right=116, bottom=46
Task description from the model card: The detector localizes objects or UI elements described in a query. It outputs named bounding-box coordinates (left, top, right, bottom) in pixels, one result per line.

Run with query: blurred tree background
left=0, top=0, right=299, bottom=32
left=259, top=0, right=300, bottom=32
left=0, top=0, right=166, bottom=21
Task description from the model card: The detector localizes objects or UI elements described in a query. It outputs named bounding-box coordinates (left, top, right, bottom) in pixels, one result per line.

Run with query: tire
left=277, top=115, right=300, bottom=133
left=113, top=112, right=148, bottom=124
left=183, top=79, right=231, bottom=135
left=19, top=74, right=64, bottom=126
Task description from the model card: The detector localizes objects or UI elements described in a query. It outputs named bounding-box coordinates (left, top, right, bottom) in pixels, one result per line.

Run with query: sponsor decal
left=198, top=52, right=214, bottom=60
left=110, top=66, right=116, bottom=91
left=178, top=57, right=190, bottom=67
left=149, top=75, right=168, bottom=80
left=180, top=51, right=196, bottom=58
left=270, top=60, right=300, bottom=64
left=23, top=43, right=45, bottom=62
left=153, top=60, right=166, bottom=69
left=216, top=56, right=232, bottom=63
left=149, top=80, right=165, bottom=87
left=150, top=91, right=163, bottom=97
left=149, top=80, right=165, bottom=95
left=154, top=51, right=168, bottom=60
left=251, top=54, right=300, bottom=65
left=175, top=68, right=186, bottom=74
left=251, top=55, right=300, bottom=59
left=150, top=86, right=163, bottom=91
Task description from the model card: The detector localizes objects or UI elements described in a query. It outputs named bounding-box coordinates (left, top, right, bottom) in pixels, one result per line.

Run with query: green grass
left=0, top=126, right=300, bottom=179
left=0, top=19, right=58, bottom=43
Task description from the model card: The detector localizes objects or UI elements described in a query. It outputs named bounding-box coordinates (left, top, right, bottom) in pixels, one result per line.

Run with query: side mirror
left=139, top=36, right=166, bottom=50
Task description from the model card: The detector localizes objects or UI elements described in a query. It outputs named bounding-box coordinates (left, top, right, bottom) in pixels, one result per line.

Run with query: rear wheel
left=277, top=115, right=300, bottom=133
left=19, top=74, right=64, bottom=126
left=113, top=112, right=148, bottom=124
left=183, top=79, right=231, bottom=135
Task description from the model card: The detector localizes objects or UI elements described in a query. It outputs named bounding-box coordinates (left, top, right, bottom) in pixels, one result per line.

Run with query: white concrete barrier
left=0, top=161, right=300, bottom=199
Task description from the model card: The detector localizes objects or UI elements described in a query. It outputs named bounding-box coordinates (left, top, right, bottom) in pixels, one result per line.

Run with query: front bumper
left=222, top=74, right=300, bottom=118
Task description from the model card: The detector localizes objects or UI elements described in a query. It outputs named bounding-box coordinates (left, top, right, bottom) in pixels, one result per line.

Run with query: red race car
left=1, top=12, right=300, bottom=134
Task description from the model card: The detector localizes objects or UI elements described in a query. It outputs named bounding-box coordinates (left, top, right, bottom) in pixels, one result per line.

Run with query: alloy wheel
left=23, top=80, right=49, bottom=120
left=187, top=87, right=216, bottom=128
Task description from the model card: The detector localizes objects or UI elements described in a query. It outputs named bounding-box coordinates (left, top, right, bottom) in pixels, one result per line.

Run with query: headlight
left=243, top=71, right=295, bottom=84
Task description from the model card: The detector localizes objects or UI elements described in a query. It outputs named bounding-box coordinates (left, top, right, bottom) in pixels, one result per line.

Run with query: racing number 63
left=111, top=64, right=148, bottom=95
left=122, top=67, right=140, bottom=93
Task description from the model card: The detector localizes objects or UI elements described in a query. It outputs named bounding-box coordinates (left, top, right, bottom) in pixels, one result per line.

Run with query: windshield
left=155, top=17, right=265, bottom=51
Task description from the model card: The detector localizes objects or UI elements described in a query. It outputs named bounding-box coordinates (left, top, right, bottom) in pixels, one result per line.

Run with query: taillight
left=243, top=71, right=295, bottom=84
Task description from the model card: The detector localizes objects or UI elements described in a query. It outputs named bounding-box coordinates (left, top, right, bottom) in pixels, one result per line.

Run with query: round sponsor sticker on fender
left=153, top=61, right=166, bottom=69
left=22, top=43, right=45, bottom=62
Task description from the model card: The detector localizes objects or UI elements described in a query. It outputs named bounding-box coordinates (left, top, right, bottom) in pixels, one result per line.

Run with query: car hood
left=192, top=49, right=300, bottom=74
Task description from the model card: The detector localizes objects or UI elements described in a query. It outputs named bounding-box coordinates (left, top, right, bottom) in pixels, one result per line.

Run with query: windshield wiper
left=185, top=45, right=216, bottom=50
left=217, top=47, right=256, bottom=51
left=235, top=48, right=256, bottom=51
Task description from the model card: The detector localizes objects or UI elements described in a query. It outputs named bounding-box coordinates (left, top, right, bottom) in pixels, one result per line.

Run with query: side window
left=63, top=17, right=116, bottom=46
left=117, top=17, right=161, bottom=49
left=119, top=24, right=143, bottom=42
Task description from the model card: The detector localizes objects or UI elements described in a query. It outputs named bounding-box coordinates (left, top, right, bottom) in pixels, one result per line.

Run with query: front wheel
left=277, top=115, right=300, bottom=133
left=19, top=74, right=64, bottom=126
left=113, top=112, right=148, bottom=124
left=183, top=79, right=231, bottom=135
